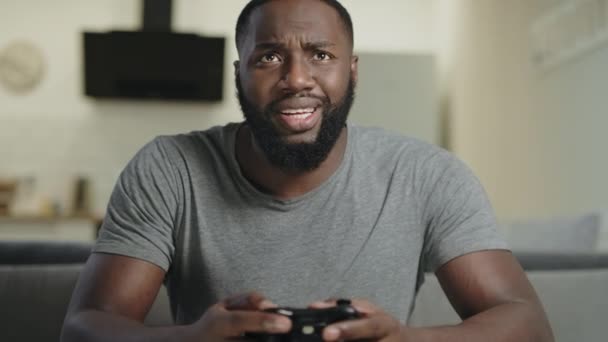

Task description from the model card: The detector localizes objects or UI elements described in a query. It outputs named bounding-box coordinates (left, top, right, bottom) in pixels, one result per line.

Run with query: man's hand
left=309, top=299, right=405, bottom=342
left=189, top=292, right=292, bottom=342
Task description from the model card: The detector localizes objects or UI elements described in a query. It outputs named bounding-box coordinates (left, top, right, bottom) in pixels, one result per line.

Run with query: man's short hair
left=235, top=0, right=354, bottom=51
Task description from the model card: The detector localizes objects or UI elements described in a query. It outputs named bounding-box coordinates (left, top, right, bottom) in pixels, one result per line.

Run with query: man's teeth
left=287, top=113, right=312, bottom=119
left=281, top=108, right=315, bottom=115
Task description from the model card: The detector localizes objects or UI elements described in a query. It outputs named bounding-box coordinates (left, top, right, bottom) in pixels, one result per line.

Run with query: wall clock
left=0, top=41, right=45, bottom=94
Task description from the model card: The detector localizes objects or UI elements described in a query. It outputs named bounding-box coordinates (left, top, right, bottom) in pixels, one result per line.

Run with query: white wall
left=0, top=0, right=437, bottom=217
left=437, top=0, right=608, bottom=221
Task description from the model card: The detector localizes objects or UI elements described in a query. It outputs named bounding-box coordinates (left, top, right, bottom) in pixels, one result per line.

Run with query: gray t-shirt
left=94, top=123, right=508, bottom=324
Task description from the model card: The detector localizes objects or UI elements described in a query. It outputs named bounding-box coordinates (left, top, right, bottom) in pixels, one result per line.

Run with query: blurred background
left=3, top=1, right=608, bottom=340
left=0, top=0, right=607, bottom=251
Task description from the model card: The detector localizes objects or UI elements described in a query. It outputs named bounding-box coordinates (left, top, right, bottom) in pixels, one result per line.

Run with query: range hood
left=83, top=0, right=225, bottom=101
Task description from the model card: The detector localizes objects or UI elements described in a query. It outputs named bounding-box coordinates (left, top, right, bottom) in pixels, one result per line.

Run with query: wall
left=350, top=53, right=438, bottom=144
left=0, top=0, right=437, bottom=217
left=438, top=0, right=608, bottom=221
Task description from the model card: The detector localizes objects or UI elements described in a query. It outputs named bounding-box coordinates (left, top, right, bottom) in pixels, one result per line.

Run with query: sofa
left=1, top=240, right=607, bottom=342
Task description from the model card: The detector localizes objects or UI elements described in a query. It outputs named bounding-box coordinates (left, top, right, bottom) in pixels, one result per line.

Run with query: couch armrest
left=514, top=252, right=608, bottom=271
left=0, top=241, right=92, bottom=264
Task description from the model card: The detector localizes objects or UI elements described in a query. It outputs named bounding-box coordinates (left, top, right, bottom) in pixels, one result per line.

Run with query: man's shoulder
left=155, top=122, right=238, bottom=147
left=148, top=122, right=239, bottom=157
left=122, top=123, right=240, bottom=177
left=349, top=125, right=473, bottom=186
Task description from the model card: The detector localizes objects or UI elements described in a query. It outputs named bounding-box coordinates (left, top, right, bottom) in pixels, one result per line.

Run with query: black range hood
left=83, top=0, right=225, bottom=101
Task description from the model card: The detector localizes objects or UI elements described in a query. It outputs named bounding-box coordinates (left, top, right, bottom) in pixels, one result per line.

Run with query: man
left=62, top=0, right=554, bottom=341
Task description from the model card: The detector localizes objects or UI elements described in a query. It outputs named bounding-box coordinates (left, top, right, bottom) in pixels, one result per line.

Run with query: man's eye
left=260, top=53, right=280, bottom=63
left=313, top=52, right=331, bottom=61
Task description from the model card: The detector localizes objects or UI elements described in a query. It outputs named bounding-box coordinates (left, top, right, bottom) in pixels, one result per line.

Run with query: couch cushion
left=0, top=264, right=82, bottom=341
left=410, top=269, right=608, bottom=342
left=502, top=213, right=600, bottom=253
left=0, top=263, right=173, bottom=342
left=528, top=269, right=608, bottom=342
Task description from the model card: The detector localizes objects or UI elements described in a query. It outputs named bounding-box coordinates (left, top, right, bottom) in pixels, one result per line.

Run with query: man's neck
left=235, top=124, right=348, bottom=200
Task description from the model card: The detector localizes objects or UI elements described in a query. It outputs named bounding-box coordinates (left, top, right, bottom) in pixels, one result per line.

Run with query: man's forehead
left=246, top=0, right=346, bottom=46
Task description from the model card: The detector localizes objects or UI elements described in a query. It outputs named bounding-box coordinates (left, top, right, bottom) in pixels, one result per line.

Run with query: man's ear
left=350, top=55, right=359, bottom=85
left=233, top=60, right=240, bottom=78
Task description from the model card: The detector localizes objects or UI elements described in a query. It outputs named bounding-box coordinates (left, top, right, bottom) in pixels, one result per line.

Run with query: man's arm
left=61, top=253, right=292, bottom=342
left=317, top=250, right=554, bottom=342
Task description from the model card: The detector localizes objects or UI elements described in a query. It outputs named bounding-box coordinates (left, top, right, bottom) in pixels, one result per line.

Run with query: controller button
left=277, top=309, right=293, bottom=316
left=302, top=326, right=315, bottom=335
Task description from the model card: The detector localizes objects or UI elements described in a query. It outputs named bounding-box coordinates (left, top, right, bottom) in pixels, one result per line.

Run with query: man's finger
left=349, top=299, right=381, bottom=314
left=214, top=310, right=292, bottom=337
left=223, top=291, right=277, bottom=310
left=308, top=298, right=378, bottom=315
left=323, top=314, right=399, bottom=341
left=308, top=300, right=336, bottom=309
left=309, top=297, right=358, bottom=309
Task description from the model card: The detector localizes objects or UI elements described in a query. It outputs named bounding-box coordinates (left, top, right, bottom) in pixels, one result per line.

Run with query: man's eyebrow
left=303, top=41, right=336, bottom=49
left=253, top=40, right=337, bottom=50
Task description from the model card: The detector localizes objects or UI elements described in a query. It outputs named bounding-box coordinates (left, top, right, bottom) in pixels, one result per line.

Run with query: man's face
left=236, top=0, right=358, bottom=171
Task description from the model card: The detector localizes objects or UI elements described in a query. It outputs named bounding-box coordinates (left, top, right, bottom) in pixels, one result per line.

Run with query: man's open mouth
left=277, top=107, right=321, bottom=132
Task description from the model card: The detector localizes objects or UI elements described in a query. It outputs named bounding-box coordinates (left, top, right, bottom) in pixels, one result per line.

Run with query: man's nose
left=280, top=57, right=315, bottom=93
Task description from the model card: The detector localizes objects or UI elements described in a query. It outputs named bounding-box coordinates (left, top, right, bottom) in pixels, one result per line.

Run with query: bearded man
left=62, top=1, right=554, bottom=341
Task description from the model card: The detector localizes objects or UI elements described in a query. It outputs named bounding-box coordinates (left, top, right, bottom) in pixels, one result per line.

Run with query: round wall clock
left=0, top=40, right=46, bottom=94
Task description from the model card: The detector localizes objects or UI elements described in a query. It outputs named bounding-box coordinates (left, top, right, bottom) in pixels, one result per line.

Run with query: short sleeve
left=420, top=151, right=509, bottom=272
left=93, top=137, right=179, bottom=271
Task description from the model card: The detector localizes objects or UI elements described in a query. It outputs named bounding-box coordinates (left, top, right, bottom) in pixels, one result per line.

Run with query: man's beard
left=236, top=76, right=355, bottom=172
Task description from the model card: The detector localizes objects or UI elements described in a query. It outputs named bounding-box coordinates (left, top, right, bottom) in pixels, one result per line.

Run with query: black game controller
left=247, top=299, right=361, bottom=342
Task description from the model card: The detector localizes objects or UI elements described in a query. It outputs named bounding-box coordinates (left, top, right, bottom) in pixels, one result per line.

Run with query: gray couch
left=1, top=241, right=607, bottom=342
